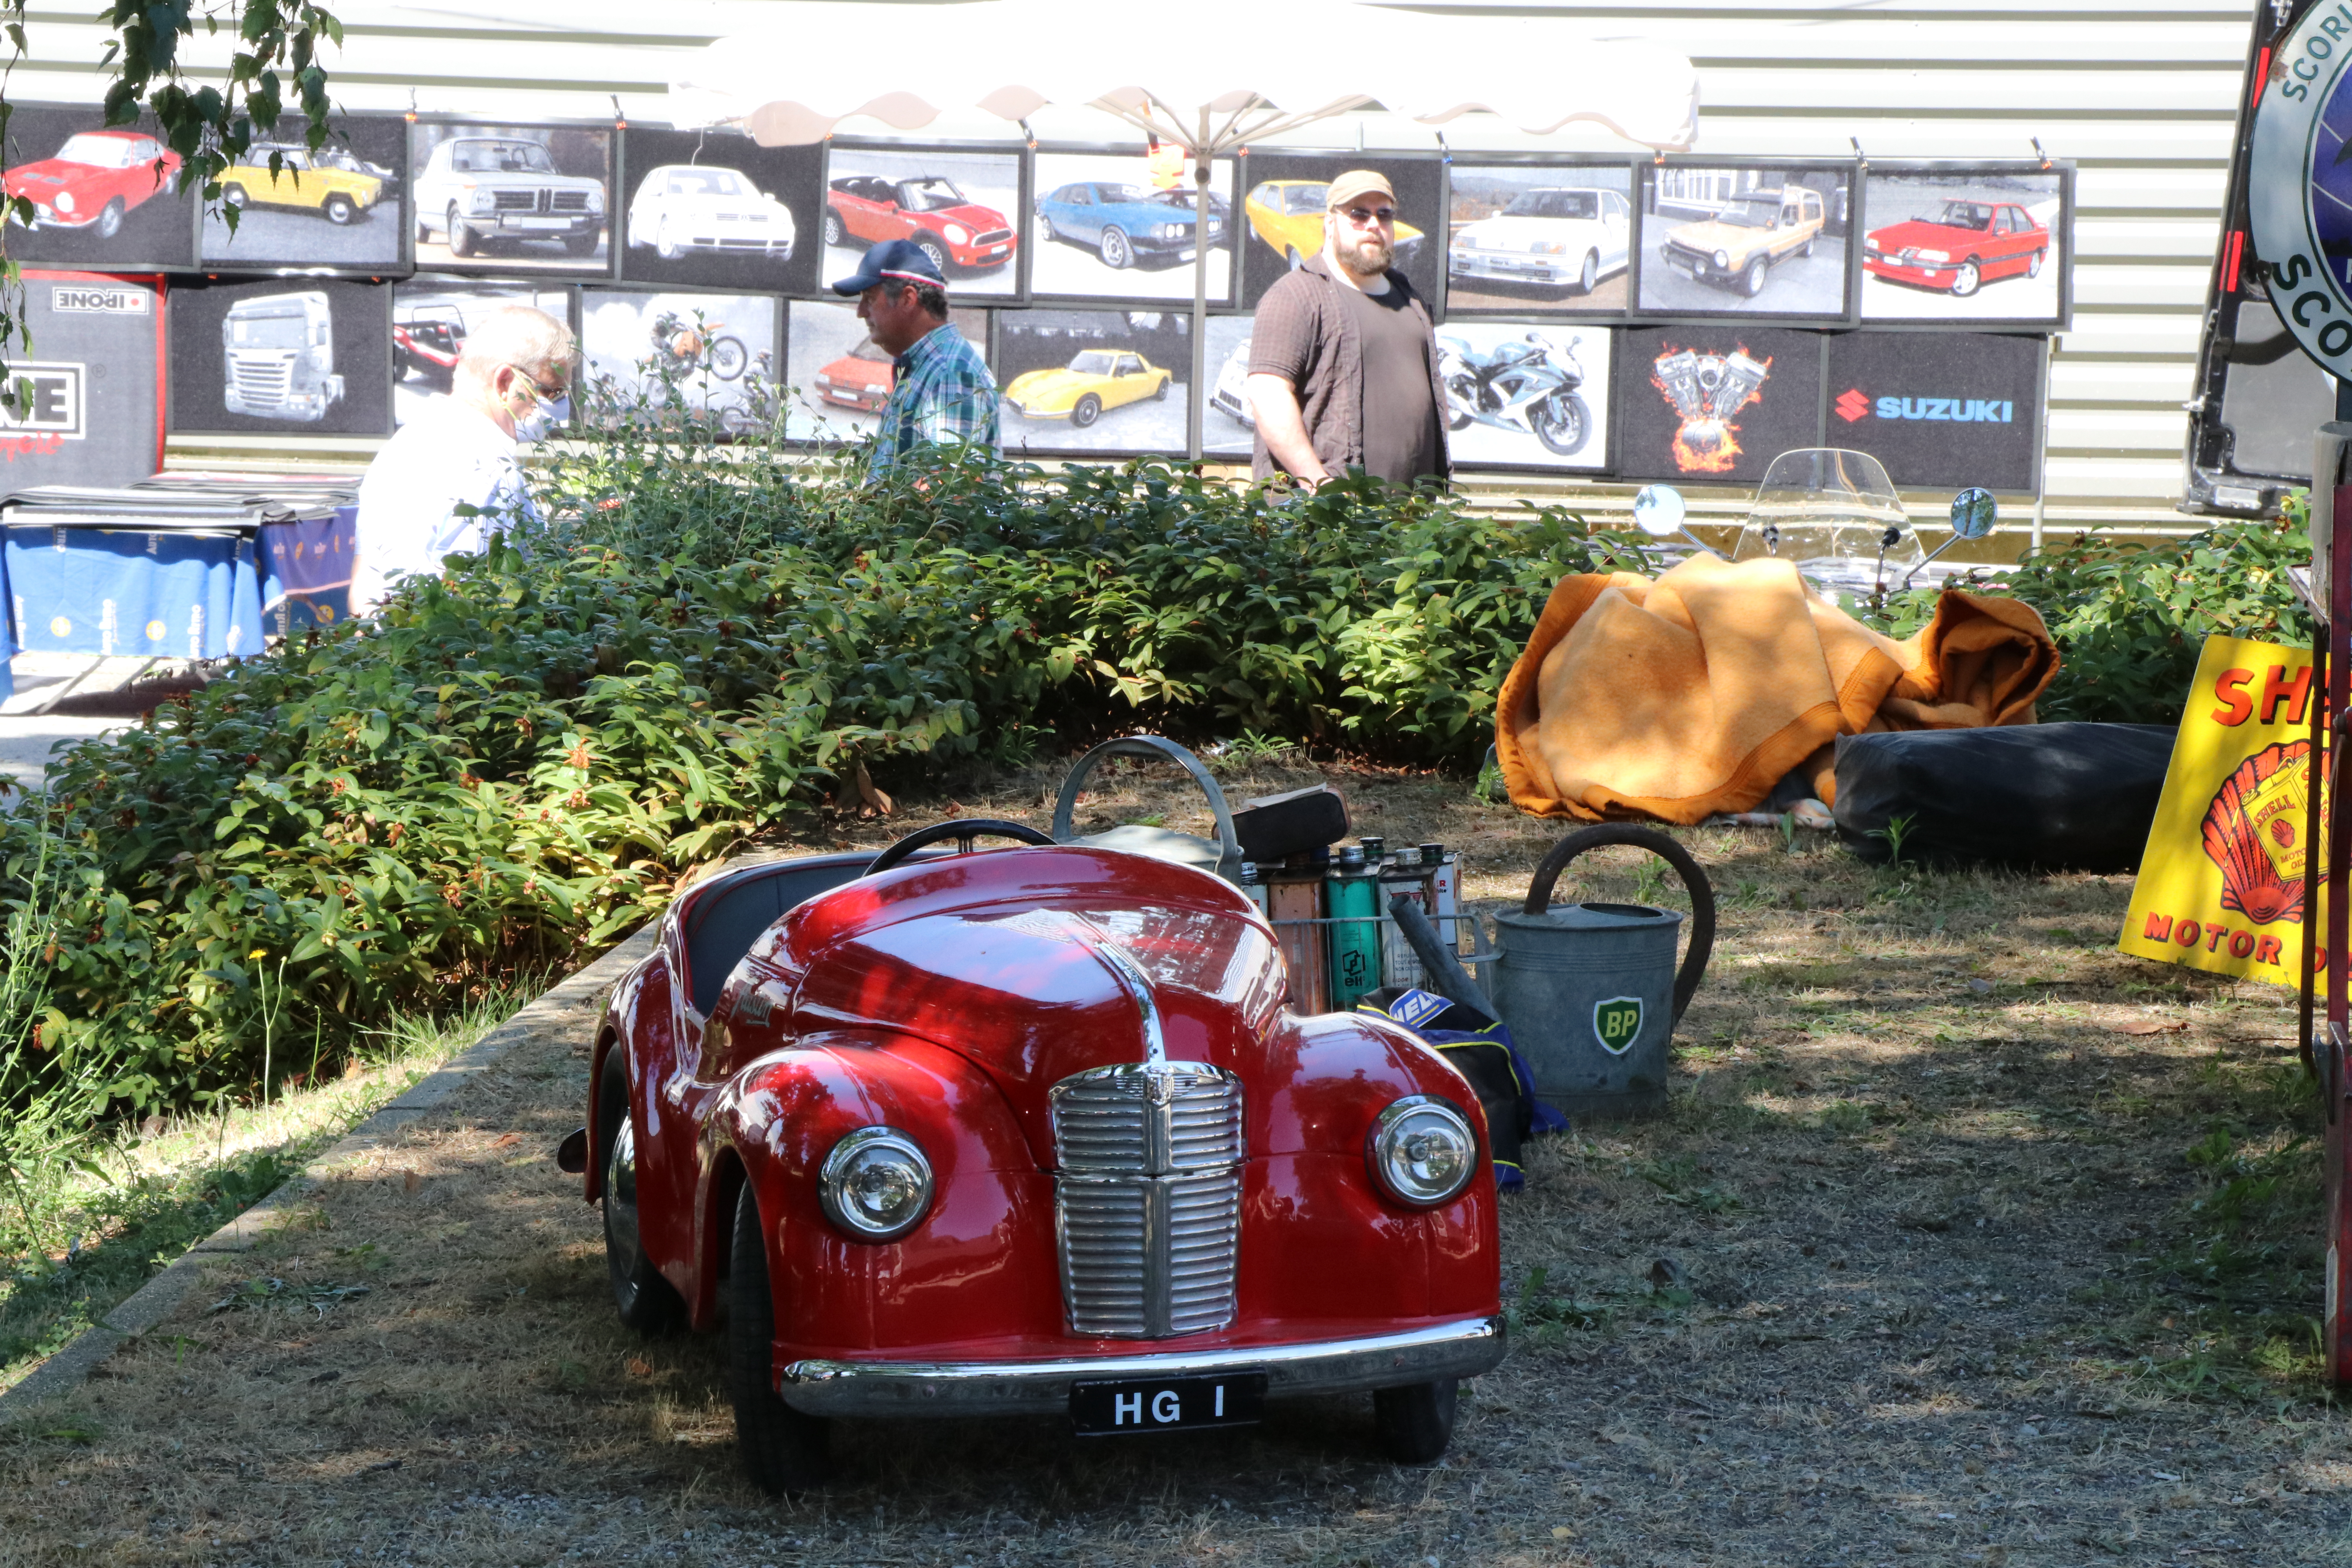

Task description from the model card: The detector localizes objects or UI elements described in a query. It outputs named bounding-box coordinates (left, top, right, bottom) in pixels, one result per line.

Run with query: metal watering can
left=1489, top=825, right=1716, bottom=1118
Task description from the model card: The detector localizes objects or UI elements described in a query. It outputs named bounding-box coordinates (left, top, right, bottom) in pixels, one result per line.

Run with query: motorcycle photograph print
left=1436, top=322, right=1613, bottom=471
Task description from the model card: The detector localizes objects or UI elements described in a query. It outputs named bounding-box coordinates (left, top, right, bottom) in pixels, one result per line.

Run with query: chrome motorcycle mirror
left=1632, top=483, right=1720, bottom=560
left=1899, top=488, right=1998, bottom=589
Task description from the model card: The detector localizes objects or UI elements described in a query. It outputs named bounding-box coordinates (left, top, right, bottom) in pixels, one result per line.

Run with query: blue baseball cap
left=830, top=238, right=948, bottom=296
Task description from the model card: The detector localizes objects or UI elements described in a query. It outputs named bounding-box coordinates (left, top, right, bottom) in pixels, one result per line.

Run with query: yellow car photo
left=219, top=143, right=387, bottom=226
left=1002, top=348, right=1172, bottom=427
left=1242, top=179, right=1425, bottom=270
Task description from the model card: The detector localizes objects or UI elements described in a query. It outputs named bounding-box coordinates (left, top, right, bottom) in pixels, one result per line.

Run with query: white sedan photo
left=627, top=164, right=797, bottom=261
left=1447, top=184, right=1632, bottom=307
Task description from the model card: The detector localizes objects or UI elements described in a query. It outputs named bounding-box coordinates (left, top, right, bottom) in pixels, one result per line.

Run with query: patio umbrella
left=670, top=0, right=1701, bottom=452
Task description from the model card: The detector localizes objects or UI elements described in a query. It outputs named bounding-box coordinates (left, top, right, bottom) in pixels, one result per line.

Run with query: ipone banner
left=2119, top=634, right=2325, bottom=986
left=2249, top=2, right=2352, bottom=376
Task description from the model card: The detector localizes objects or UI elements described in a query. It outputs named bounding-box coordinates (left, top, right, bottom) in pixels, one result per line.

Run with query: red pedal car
left=1862, top=199, right=2049, bottom=298
left=565, top=803, right=1504, bottom=1491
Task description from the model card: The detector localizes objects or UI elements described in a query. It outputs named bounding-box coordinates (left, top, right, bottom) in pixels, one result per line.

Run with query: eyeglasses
left=510, top=366, right=566, bottom=403
left=1339, top=205, right=1397, bottom=227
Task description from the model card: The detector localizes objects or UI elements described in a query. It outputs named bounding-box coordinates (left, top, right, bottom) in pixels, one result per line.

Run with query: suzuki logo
left=1834, top=387, right=1871, bottom=423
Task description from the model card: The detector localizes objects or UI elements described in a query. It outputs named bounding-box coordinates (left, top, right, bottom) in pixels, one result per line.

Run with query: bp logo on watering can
left=1593, top=996, right=1644, bottom=1055
left=2249, top=4, right=2352, bottom=376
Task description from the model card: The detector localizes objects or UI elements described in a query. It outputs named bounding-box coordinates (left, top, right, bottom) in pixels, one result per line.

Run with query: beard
left=1333, top=225, right=1392, bottom=278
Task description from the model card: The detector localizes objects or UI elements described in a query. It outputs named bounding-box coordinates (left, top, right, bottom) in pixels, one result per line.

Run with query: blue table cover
left=258, top=505, right=356, bottom=632
left=4, top=524, right=266, bottom=661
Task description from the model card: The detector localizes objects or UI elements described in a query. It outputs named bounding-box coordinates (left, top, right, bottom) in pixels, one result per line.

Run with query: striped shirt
left=870, top=322, right=1001, bottom=477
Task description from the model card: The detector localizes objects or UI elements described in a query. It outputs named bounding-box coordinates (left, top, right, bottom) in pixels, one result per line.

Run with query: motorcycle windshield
left=1730, top=447, right=1921, bottom=595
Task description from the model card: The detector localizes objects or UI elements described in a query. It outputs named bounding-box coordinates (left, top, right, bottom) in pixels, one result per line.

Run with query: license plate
left=1070, top=1372, right=1266, bottom=1435
left=513, top=216, right=571, bottom=230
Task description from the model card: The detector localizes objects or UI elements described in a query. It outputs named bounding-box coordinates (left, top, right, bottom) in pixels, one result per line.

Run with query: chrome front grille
left=1051, top=1063, right=1242, bottom=1338
left=229, top=353, right=294, bottom=409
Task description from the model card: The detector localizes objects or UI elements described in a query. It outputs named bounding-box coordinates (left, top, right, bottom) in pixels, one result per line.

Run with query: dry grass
left=2, top=753, right=2346, bottom=1567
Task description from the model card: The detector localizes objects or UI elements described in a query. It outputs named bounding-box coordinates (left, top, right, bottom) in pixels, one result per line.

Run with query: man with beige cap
left=1246, top=169, right=1450, bottom=490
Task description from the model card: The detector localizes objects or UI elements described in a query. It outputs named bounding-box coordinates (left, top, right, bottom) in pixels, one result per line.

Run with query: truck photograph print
left=167, top=277, right=394, bottom=438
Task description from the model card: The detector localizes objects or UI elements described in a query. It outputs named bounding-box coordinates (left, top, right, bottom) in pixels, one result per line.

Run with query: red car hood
left=822, top=355, right=891, bottom=390
left=5, top=152, right=178, bottom=189
left=1871, top=218, right=2003, bottom=250
left=748, top=848, right=1283, bottom=1163
left=928, top=202, right=1007, bottom=232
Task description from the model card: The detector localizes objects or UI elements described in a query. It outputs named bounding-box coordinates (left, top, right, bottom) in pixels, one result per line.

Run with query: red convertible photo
left=1862, top=199, right=2047, bottom=298
left=565, top=798, right=1504, bottom=1492
left=2, top=129, right=182, bottom=240
left=824, top=173, right=1017, bottom=276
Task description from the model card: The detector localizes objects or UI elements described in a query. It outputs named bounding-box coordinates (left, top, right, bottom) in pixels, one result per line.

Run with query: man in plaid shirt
left=831, top=238, right=1000, bottom=477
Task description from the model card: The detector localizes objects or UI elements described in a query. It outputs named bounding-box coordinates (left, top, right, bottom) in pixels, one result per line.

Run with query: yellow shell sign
left=2120, top=633, right=2325, bottom=984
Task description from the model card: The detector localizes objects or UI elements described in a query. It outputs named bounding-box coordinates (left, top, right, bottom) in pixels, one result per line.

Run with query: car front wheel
left=727, top=1182, right=830, bottom=1494
left=1099, top=227, right=1132, bottom=269
left=1577, top=250, right=1597, bottom=295
left=323, top=194, right=356, bottom=225
left=1374, top=1378, right=1459, bottom=1464
left=1951, top=260, right=1981, bottom=298
left=448, top=204, right=477, bottom=258
left=560, top=232, right=599, bottom=257
left=655, top=219, right=681, bottom=260
left=600, top=1056, right=684, bottom=1334
left=1072, top=393, right=1102, bottom=427
left=1741, top=254, right=1768, bottom=296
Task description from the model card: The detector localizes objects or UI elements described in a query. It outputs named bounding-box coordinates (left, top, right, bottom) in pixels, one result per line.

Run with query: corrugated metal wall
left=6, top=0, right=2258, bottom=530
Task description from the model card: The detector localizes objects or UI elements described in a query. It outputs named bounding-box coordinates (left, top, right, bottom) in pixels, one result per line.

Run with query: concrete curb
left=0, top=924, right=658, bottom=1421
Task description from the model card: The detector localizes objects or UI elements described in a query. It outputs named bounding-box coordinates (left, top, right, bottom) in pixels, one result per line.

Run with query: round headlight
left=819, top=1126, right=933, bottom=1240
left=1713, top=249, right=1729, bottom=267
left=54, top=191, right=74, bottom=213
left=1365, top=1095, right=1477, bottom=1207
left=944, top=223, right=970, bottom=244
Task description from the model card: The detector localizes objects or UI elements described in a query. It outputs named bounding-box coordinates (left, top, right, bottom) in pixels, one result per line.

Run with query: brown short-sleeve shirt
left=1249, top=255, right=1451, bottom=485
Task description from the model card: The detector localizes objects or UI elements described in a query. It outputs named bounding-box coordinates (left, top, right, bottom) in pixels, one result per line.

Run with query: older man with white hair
left=351, top=305, right=577, bottom=616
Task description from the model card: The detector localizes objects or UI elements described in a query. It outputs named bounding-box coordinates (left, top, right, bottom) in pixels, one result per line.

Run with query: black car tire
left=601, top=1055, right=685, bottom=1335
left=822, top=207, right=844, bottom=247
left=222, top=183, right=248, bottom=210
left=2027, top=248, right=2045, bottom=279
left=1285, top=244, right=1306, bottom=272
left=916, top=237, right=951, bottom=276
left=448, top=205, right=477, bottom=258
left=1533, top=392, right=1591, bottom=457
left=94, top=199, right=124, bottom=241
left=416, top=214, right=433, bottom=245
left=1373, top=1378, right=1458, bottom=1464
left=323, top=194, right=355, bottom=225
left=1072, top=393, right=1102, bottom=428
left=1951, top=260, right=1981, bottom=298
left=1741, top=254, right=1768, bottom=297
left=1153, top=376, right=1169, bottom=401
left=1803, top=234, right=1817, bottom=259
left=1100, top=227, right=1132, bottom=269
left=1577, top=250, right=1597, bottom=295
left=560, top=232, right=599, bottom=258
left=727, top=1183, right=830, bottom=1494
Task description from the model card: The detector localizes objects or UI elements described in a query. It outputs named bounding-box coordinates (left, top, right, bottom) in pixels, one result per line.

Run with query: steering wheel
left=863, top=817, right=1057, bottom=877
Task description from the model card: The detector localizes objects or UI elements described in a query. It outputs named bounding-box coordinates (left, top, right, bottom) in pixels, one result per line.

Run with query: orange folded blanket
left=1494, top=555, right=2060, bottom=824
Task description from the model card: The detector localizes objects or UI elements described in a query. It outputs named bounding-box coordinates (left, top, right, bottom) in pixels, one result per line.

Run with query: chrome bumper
left=779, top=1314, right=1506, bottom=1417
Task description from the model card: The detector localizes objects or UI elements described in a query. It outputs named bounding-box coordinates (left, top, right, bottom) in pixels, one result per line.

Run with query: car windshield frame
left=666, top=169, right=750, bottom=198
left=55, top=134, right=144, bottom=170
left=1715, top=196, right=1784, bottom=230
left=451, top=140, right=558, bottom=175
left=1503, top=190, right=1600, bottom=221
left=899, top=177, right=969, bottom=213
left=1068, top=350, right=1120, bottom=376
left=1930, top=201, right=1997, bottom=232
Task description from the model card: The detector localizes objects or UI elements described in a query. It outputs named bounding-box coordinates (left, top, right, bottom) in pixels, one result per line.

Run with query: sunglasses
left=1339, top=205, right=1397, bottom=227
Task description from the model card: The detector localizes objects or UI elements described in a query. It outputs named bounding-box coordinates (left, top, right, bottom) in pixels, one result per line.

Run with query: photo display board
left=1616, top=325, right=1824, bottom=484
left=1201, top=313, right=1255, bottom=459
left=1238, top=152, right=1443, bottom=310
left=781, top=298, right=988, bottom=446
left=1446, top=161, right=1636, bottom=316
left=200, top=116, right=409, bottom=275
left=1030, top=148, right=1237, bottom=307
left=409, top=120, right=614, bottom=276
left=0, top=108, right=196, bottom=270
left=998, top=307, right=1189, bottom=457
left=822, top=144, right=1024, bottom=299
left=1858, top=165, right=2071, bottom=329
left=1822, top=330, right=2043, bottom=492
left=169, top=276, right=394, bottom=437
left=1637, top=162, right=1855, bottom=323
left=580, top=288, right=781, bottom=434
left=391, top=277, right=576, bottom=428
left=1437, top=322, right=1615, bottom=472
left=0, top=271, right=166, bottom=487
left=619, top=127, right=821, bottom=296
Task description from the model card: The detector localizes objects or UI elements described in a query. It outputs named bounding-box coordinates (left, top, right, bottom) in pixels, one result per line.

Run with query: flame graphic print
left=1649, top=344, right=1773, bottom=474
left=2201, top=739, right=2323, bottom=924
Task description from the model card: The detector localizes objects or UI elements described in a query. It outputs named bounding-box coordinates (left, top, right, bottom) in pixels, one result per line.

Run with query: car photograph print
left=1030, top=149, right=1237, bottom=306
left=410, top=120, right=613, bottom=275
left=1860, top=167, right=2068, bottom=327
left=822, top=145, right=1022, bottom=298
left=200, top=115, right=407, bottom=273
left=1637, top=163, right=1854, bottom=322
left=1447, top=162, right=1637, bottom=315
left=621, top=127, right=822, bottom=296
left=0, top=107, right=196, bottom=269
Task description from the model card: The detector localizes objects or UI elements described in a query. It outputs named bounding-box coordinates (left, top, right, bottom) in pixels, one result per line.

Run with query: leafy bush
left=0, top=433, right=1637, bottom=1116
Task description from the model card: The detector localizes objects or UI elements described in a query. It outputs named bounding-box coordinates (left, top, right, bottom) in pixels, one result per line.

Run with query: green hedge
left=0, top=443, right=1639, bottom=1112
